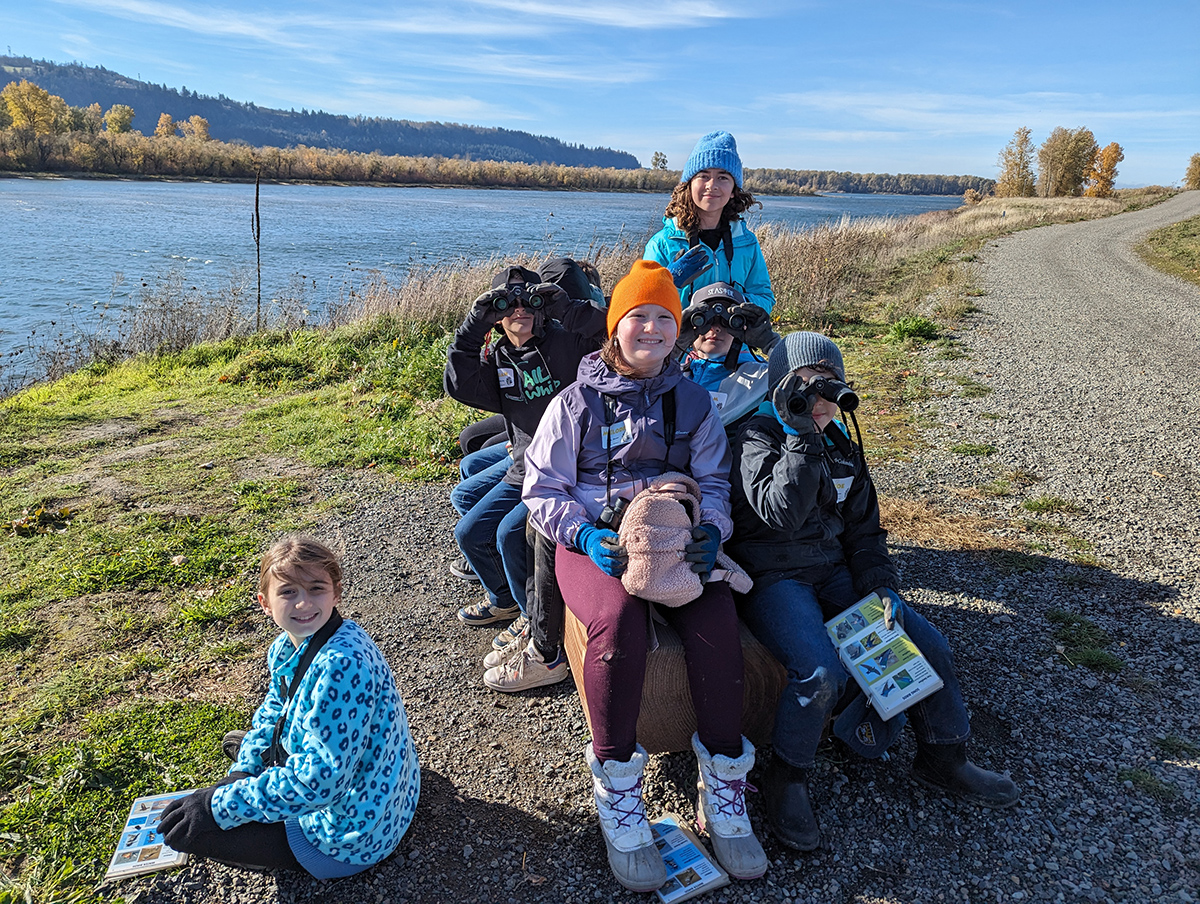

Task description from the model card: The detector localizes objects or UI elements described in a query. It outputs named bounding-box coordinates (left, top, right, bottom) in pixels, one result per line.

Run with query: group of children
left=159, top=130, right=1017, bottom=892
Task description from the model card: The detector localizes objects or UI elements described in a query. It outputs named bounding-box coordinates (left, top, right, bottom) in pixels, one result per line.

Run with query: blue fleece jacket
left=643, top=216, right=776, bottom=313
left=212, top=620, right=420, bottom=869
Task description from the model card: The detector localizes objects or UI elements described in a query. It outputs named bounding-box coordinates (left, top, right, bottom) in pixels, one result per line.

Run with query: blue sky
left=5, top=1, right=1199, bottom=185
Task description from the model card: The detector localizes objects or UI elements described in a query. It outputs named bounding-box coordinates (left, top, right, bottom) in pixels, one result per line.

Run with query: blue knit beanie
left=767, top=331, right=846, bottom=388
left=682, top=130, right=743, bottom=188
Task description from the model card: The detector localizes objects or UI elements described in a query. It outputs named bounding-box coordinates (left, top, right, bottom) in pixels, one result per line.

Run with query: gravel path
left=129, top=193, right=1200, bottom=904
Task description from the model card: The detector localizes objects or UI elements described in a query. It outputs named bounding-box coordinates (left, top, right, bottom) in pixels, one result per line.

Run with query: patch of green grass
left=1137, top=215, right=1200, bottom=289
left=235, top=478, right=304, bottom=515
left=59, top=515, right=257, bottom=595
left=949, top=442, right=997, bottom=456
left=1152, top=735, right=1200, bottom=758
left=951, top=374, right=992, bottom=398
left=979, top=411, right=1006, bottom=420
left=177, top=583, right=254, bottom=625
left=0, top=702, right=248, bottom=896
left=1021, top=495, right=1080, bottom=515
left=1118, top=767, right=1177, bottom=801
left=887, top=315, right=940, bottom=343
left=0, top=621, right=37, bottom=653
left=984, top=549, right=1047, bottom=574
left=1047, top=609, right=1123, bottom=673
left=980, top=479, right=1012, bottom=497
left=21, top=659, right=127, bottom=728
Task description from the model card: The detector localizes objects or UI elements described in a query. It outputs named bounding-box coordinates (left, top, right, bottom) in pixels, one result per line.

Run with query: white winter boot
left=586, top=742, right=667, bottom=893
left=692, top=733, right=768, bottom=880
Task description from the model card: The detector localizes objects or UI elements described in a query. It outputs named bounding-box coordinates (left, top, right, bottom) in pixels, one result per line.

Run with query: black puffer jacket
left=728, top=412, right=897, bottom=594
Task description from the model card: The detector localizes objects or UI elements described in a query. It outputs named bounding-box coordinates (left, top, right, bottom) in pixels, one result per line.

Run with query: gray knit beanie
left=681, top=130, right=744, bottom=188
left=767, top=331, right=846, bottom=388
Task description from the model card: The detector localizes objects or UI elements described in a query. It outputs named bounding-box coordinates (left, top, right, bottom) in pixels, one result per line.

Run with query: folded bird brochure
left=103, top=790, right=193, bottom=881
left=824, top=592, right=944, bottom=721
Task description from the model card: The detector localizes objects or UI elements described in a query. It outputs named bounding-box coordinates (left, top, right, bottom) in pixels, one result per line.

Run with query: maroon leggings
left=556, top=545, right=744, bottom=763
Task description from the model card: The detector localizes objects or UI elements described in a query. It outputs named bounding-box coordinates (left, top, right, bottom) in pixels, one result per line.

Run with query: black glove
left=772, top=372, right=820, bottom=436
left=527, top=283, right=571, bottom=320
left=730, top=303, right=780, bottom=351
left=465, top=288, right=509, bottom=327
left=683, top=523, right=721, bottom=582
left=159, top=786, right=220, bottom=850
left=667, top=245, right=713, bottom=289
left=674, top=303, right=710, bottom=356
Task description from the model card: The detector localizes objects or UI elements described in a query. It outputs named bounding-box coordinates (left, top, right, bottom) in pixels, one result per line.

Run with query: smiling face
left=792, top=365, right=841, bottom=431
left=689, top=168, right=735, bottom=229
left=258, top=562, right=339, bottom=647
left=614, top=303, right=679, bottom=376
left=499, top=299, right=536, bottom=345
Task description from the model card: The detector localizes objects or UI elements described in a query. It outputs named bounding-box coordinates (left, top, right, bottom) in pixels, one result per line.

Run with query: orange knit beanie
left=607, top=260, right=682, bottom=337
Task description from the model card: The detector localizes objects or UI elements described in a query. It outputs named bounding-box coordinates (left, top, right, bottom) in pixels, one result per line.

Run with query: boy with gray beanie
left=727, top=331, right=1018, bottom=852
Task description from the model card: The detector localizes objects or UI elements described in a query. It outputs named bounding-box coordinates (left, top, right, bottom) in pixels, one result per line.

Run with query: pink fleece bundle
left=618, top=472, right=752, bottom=606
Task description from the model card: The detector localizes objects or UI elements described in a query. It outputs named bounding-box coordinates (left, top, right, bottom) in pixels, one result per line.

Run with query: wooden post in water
left=252, top=168, right=262, bottom=331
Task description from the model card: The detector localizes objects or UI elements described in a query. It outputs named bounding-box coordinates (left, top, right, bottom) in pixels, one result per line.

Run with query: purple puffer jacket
left=522, top=352, right=733, bottom=548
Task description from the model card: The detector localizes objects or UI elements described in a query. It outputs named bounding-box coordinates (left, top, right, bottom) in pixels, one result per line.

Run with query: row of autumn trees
left=994, top=126, right=1125, bottom=198
left=0, top=78, right=210, bottom=140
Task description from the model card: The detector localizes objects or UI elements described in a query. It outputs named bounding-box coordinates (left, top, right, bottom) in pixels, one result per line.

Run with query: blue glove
left=667, top=245, right=713, bottom=289
left=576, top=524, right=628, bottom=577
left=876, top=588, right=906, bottom=631
left=159, top=786, right=219, bottom=851
left=684, top=522, right=721, bottom=582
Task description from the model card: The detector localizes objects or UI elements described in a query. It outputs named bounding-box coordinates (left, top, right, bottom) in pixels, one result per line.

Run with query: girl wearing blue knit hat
left=643, top=130, right=776, bottom=319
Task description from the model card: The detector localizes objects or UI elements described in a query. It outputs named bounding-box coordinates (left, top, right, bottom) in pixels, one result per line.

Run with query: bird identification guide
left=103, top=790, right=193, bottom=881
left=824, top=592, right=944, bottom=720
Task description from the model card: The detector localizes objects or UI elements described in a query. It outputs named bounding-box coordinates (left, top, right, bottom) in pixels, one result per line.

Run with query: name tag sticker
left=497, top=368, right=516, bottom=389
left=833, top=475, right=854, bottom=503
left=601, top=418, right=634, bottom=448
left=709, top=391, right=728, bottom=411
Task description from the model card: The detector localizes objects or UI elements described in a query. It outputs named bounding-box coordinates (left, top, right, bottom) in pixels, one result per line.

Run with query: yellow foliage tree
left=1037, top=127, right=1098, bottom=197
left=1084, top=142, right=1124, bottom=198
left=154, top=113, right=177, bottom=138
left=103, top=104, right=136, bottom=134
left=1185, top=153, right=1200, bottom=191
left=1, top=79, right=65, bottom=134
left=178, top=115, right=210, bottom=141
left=995, top=126, right=1037, bottom=197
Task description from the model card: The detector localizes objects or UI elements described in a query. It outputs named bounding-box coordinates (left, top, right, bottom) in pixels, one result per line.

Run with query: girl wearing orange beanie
left=522, top=260, right=766, bottom=892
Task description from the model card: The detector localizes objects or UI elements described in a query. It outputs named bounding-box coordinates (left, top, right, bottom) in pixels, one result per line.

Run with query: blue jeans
left=453, top=480, right=529, bottom=613
left=450, top=445, right=510, bottom=517
left=739, top=567, right=970, bottom=768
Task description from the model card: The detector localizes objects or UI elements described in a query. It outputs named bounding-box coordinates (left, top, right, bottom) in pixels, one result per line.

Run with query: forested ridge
left=0, top=56, right=640, bottom=169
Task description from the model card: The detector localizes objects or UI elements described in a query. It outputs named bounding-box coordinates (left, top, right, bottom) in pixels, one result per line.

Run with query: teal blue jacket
left=212, top=620, right=420, bottom=868
left=643, top=216, right=776, bottom=313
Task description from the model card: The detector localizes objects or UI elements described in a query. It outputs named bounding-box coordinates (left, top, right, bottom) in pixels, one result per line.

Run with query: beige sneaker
left=482, top=643, right=567, bottom=692
left=482, top=622, right=531, bottom=669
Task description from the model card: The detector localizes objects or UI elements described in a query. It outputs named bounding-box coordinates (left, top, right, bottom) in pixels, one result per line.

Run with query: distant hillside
left=0, top=56, right=641, bottom=169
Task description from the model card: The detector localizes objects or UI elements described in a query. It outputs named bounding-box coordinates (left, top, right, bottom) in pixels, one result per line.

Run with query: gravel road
left=129, top=193, right=1200, bottom=904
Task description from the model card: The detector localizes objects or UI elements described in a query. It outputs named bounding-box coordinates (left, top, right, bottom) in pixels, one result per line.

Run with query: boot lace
left=601, top=775, right=649, bottom=835
left=708, top=773, right=757, bottom=820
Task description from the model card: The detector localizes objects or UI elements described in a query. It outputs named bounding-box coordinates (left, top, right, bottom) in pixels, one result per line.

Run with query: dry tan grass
left=879, top=495, right=1015, bottom=550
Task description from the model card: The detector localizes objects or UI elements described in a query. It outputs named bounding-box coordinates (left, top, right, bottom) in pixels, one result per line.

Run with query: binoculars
left=595, top=497, right=630, bottom=532
left=687, top=302, right=746, bottom=333
left=784, top=376, right=860, bottom=415
left=491, top=283, right=546, bottom=312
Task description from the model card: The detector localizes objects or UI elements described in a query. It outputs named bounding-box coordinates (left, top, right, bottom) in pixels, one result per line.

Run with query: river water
left=0, top=178, right=961, bottom=382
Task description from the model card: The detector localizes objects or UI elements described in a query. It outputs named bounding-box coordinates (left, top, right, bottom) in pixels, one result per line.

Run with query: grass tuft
left=1021, top=495, right=1080, bottom=515
left=1117, top=767, right=1177, bottom=801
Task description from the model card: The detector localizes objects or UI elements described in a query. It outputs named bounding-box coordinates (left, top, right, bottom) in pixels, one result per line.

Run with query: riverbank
left=0, top=189, right=1183, bottom=902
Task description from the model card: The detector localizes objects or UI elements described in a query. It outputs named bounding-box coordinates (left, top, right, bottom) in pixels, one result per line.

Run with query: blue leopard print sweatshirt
left=211, top=620, right=420, bottom=867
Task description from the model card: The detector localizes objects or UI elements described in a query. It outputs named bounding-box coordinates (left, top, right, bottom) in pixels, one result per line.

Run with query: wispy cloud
left=468, top=0, right=745, bottom=28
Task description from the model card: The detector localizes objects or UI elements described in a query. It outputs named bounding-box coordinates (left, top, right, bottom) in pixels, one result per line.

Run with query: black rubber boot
left=761, top=753, right=820, bottom=851
left=912, top=741, right=1019, bottom=809
left=221, top=730, right=247, bottom=762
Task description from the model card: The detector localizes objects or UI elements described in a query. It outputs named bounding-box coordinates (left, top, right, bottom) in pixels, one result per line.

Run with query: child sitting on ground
left=160, top=536, right=420, bottom=877
left=728, top=332, right=1018, bottom=853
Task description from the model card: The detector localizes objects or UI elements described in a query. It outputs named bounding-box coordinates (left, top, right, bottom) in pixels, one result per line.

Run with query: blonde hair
left=258, top=535, right=343, bottom=596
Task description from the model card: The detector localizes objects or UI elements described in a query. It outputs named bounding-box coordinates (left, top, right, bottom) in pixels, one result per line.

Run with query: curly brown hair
left=662, top=178, right=761, bottom=236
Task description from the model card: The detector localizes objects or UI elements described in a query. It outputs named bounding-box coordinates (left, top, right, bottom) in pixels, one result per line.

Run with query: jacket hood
left=576, top=351, right=685, bottom=398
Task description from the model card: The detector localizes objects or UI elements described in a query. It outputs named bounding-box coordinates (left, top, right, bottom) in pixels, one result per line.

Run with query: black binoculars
left=492, top=283, right=546, bottom=312
left=687, top=302, right=746, bottom=333
left=595, top=497, right=630, bottom=532
left=785, top=376, right=860, bottom=415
